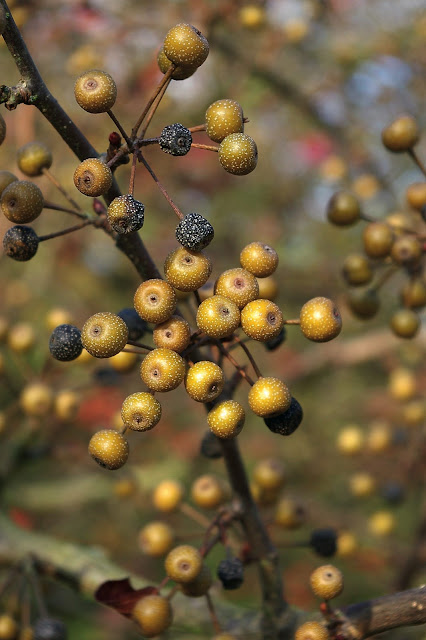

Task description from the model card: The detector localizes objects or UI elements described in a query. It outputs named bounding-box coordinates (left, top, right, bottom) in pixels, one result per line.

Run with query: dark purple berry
left=264, top=397, right=303, bottom=436
left=33, top=617, right=68, bottom=640
left=264, top=327, right=286, bottom=351
left=309, top=529, right=337, bottom=557
left=217, top=557, right=244, bottom=590
left=3, top=225, right=39, bottom=261
left=117, top=308, right=148, bottom=341
left=159, top=123, right=192, bottom=156
left=175, top=212, right=214, bottom=251
left=49, top=324, right=83, bottom=361
left=200, top=429, right=223, bottom=459
left=107, top=194, right=145, bottom=234
left=381, top=482, right=405, bottom=504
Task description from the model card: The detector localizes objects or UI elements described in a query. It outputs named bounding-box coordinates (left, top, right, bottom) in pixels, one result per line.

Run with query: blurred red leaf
left=95, top=578, right=158, bottom=617
left=9, top=507, right=34, bottom=530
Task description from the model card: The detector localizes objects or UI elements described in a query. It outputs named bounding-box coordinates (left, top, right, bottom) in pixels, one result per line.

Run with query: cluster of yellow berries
left=82, top=240, right=342, bottom=470
left=327, top=114, right=425, bottom=339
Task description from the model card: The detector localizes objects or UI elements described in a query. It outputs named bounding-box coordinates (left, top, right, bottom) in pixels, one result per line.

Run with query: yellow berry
left=20, top=382, right=53, bottom=417
left=214, top=268, right=259, bottom=309
left=134, top=278, right=177, bottom=325
left=336, top=425, right=364, bottom=455
left=165, top=544, right=203, bottom=583
left=74, top=69, right=117, bottom=113
left=240, top=241, right=278, bottom=277
left=121, top=392, right=162, bottom=431
left=382, top=114, right=419, bottom=152
left=132, top=594, right=173, bottom=638
left=163, top=23, right=209, bottom=68
left=88, top=429, right=129, bottom=470
left=17, top=141, right=52, bottom=177
left=240, top=299, right=283, bottom=341
left=295, top=621, right=330, bottom=640
left=138, top=521, right=175, bottom=557
left=185, top=361, right=225, bottom=403
left=81, top=311, right=128, bottom=358
left=153, top=479, right=184, bottom=512
left=191, top=474, right=226, bottom=509
left=164, top=247, right=212, bottom=292
left=140, top=348, right=186, bottom=392
left=205, top=99, right=244, bottom=143
left=218, top=133, right=258, bottom=175
left=300, top=297, right=342, bottom=343
left=310, top=564, right=343, bottom=600
left=248, top=377, right=291, bottom=417
left=368, top=510, right=395, bottom=537
left=207, top=399, right=245, bottom=439
left=73, top=157, right=112, bottom=197
left=196, top=295, right=240, bottom=339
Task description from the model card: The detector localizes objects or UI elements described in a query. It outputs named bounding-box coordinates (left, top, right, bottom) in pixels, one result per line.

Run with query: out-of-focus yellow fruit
left=336, top=425, right=364, bottom=455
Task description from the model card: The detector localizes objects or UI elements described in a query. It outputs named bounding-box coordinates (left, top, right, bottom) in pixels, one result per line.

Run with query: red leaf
left=95, top=578, right=158, bottom=617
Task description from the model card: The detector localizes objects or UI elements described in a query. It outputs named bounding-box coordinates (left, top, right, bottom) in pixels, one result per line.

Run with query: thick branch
left=340, top=587, right=426, bottom=639
left=0, top=0, right=160, bottom=281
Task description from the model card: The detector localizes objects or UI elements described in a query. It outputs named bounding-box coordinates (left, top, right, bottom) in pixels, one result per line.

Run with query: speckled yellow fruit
left=248, top=377, right=291, bottom=417
left=121, top=392, right=162, bottom=431
left=45, top=308, right=72, bottom=332
left=382, top=114, right=419, bottom=152
left=1, top=180, right=44, bottom=223
left=74, top=69, right=117, bottom=113
left=295, top=621, right=330, bottom=640
left=163, top=23, right=209, bottom=68
left=0, top=171, right=18, bottom=197
left=366, top=421, right=391, bottom=452
left=207, top=400, right=245, bottom=439
left=140, top=348, right=186, bottom=392
left=54, top=389, right=80, bottom=422
left=88, top=429, right=129, bottom=470
left=406, top=182, right=426, bottom=211
left=185, top=361, right=224, bottom=402
left=153, top=315, right=191, bottom=352
left=138, top=521, right=174, bottom=557
left=157, top=46, right=197, bottom=80
left=368, top=510, right=395, bottom=537
left=310, top=564, right=344, bottom=600
left=205, top=99, right=244, bottom=143
left=153, top=479, right=184, bottom=512
left=0, top=615, right=18, bottom=640
left=299, top=297, right=342, bottom=343
left=254, top=458, right=286, bottom=491
left=352, top=173, right=380, bottom=200
left=134, top=278, right=177, bottom=325
left=214, top=267, right=259, bottom=309
left=132, top=594, right=173, bottom=638
left=275, top=497, right=304, bottom=528
left=389, top=367, right=416, bottom=401
left=17, top=141, right=52, bottom=177
left=326, top=191, right=360, bottom=226
left=165, top=544, right=203, bottom=583
left=349, top=472, right=375, bottom=498
left=180, top=563, right=212, bottom=597
left=7, top=322, right=35, bottom=352
left=20, top=382, right=53, bottom=417
left=240, top=241, right=278, bottom=277
left=191, top=474, right=226, bottom=509
left=73, top=157, right=112, bottom=197
left=164, top=247, right=212, bottom=292
left=336, top=425, right=364, bottom=455
left=241, top=299, right=283, bottom=341
left=81, top=312, right=128, bottom=358
left=256, top=275, right=278, bottom=300
left=337, top=531, right=358, bottom=557
left=239, top=5, right=265, bottom=28
left=196, top=295, right=240, bottom=339
left=219, top=133, right=258, bottom=175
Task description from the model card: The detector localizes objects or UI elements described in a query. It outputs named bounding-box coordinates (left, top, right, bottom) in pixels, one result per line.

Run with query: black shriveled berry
left=309, top=529, right=337, bottom=557
left=107, top=194, right=145, bottom=234
left=200, top=429, right=223, bottom=459
left=175, top=212, right=214, bottom=251
left=117, top=308, right=148, bottom=341
left=159, top=123, right=192, bottom=156
left=33, top=617, right=68, bottom=640
left=49, top=324, right=83, bottom=362
left=3, top=225, right=39, bottom=261
left=217, top=557, right=244, bottom=590
left=264, top=397, right=303, bottom=436
left=264, top=327, right=286, bottom=351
